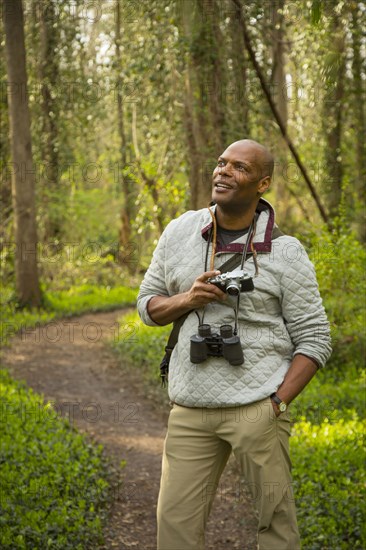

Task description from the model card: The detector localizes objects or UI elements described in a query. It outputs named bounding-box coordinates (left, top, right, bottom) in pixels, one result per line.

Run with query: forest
left=1, top=0, right=365, bottom=548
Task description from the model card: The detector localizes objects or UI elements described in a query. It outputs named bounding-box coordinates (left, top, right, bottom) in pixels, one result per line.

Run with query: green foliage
left=311, top=0, right=322, bottom=25
left=57, top=188, right=122, bottom=247
left=42, top=284, right=138, bottom=316
left=0, top=283, right=138, bottom=346
left=290, top=368, right=366, bottom=548
left=305, top=228, right=366, bottom=372
left=291, top=416, right=366, bottom=549
left=0, top=369, right=109, bottom=549
left=290, top=367, right=365, bottom=425
left=289, top=230, right=366, bottom=550
left=112, top=310, right=171, bottom=385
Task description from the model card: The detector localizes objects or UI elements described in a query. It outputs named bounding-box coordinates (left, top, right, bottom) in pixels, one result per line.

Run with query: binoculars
left=190, top=324, right=244, bottom=366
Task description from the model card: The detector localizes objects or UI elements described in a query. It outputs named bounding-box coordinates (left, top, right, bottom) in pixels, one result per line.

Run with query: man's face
left=212, top=142, right=270, bottom=213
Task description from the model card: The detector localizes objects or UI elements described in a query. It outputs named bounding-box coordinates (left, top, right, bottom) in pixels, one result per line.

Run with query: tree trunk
left=181, top=1, right=206, bottom=209
left=38, top=0, right=61, bottom=241
left=270, top=0, right=292, bottom=219
left=229, top=8, right=249, bottom=136
left=3, top=0, right=41, bottom=308
left=182, top=63, right=207, bottom=209
left=180, top=0, right=227, bottom=210
left=351, top=6, right=366, bottom=242
left=323, top=14, right=345, bottom=218
left=0, top=37, right=12, bottom=241
left=198, top=0, right=227, bottom=153
left=115, top=0, right=135, bottom=271
left=270, top=0, right=288, bottom=131
left=131, top=103, right=165, bottom=235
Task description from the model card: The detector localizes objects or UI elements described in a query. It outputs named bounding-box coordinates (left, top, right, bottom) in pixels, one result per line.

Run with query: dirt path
left=1, top=308, right=257, bottom=549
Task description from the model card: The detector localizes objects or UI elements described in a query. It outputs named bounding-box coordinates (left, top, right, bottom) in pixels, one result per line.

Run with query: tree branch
left=231, top=0, right=330, bottom=229
left=131, top=104, right=164, bottom=234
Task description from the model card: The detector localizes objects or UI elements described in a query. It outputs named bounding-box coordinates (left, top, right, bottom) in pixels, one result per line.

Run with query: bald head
left=229, top=139, right=274, bottom=180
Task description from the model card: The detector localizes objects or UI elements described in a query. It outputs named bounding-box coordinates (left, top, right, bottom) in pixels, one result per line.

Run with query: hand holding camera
left=207, top=269, right=254, bottom=295
left=184, top=270, right=227, bottom=310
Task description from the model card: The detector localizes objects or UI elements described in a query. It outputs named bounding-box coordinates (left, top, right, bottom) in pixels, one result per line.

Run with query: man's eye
left=236, top=165, right=245, bottom=171
left=217, top=161, right=225, bottom=167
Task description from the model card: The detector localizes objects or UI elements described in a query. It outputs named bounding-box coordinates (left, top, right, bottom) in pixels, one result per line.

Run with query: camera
left=207, top=269, right=254, bottom=296
left=190, top=324, right=244, bottom=366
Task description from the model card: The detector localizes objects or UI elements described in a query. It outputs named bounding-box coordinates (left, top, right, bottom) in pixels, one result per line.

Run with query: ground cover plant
left=0, top=369, right=109, bottom=549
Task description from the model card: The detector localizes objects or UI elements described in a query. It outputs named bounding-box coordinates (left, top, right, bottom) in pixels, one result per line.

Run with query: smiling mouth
left=214, top=180, right=233, bottom=190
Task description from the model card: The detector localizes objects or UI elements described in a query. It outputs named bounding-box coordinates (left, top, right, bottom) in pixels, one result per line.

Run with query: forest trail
left=1, top=308, right=257, bottom=549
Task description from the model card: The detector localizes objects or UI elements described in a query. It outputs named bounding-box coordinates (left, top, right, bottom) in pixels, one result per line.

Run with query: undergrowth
left=0, top=370, right=110, bottom=549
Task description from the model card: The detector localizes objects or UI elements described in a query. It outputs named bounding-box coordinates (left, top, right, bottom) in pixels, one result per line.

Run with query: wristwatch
left=270, top=393, right=287, bottom=413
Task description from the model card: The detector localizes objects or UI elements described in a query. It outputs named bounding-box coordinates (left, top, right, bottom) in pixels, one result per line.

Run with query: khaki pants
left=157, top=398, right=300, bottom=550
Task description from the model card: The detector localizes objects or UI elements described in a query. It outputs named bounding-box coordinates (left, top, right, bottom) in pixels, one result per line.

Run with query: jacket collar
left=201, top=198, right=275, bottom=254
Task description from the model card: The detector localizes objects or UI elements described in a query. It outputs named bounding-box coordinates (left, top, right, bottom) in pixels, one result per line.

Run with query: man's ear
left=258, top=176, right=271, bottom=195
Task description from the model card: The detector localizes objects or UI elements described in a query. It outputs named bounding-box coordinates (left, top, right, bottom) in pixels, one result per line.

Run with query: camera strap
left=159, top=224, right=285, bottom=386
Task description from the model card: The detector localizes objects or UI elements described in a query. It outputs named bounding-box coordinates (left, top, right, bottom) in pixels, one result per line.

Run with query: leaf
left=311, top=0, right=322, bottom=25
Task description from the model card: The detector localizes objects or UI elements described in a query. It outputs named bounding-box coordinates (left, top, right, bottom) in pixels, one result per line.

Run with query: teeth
left=216, top=183, right=230, bottom=189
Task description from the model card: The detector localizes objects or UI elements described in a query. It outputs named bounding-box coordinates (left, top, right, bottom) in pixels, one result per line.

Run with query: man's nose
left=219, top=163, right=233, bottom=176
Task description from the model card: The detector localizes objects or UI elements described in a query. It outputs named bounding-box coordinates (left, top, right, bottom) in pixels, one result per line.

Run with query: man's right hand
left=185, top=270, right=227, bottom=309
left=147, top=270, right=227, bottom=326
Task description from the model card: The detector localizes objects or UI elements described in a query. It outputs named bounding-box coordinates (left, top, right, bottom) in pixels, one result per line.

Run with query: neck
left=215, top=204, right=257, bottom=230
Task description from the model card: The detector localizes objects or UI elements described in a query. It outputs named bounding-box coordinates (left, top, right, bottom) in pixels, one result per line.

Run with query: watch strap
left=270, top=393, right=281, bottom=405
left=270, top=393, right=287, bottom=412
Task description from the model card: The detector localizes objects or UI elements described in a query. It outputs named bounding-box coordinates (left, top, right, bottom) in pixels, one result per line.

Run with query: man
left=137, top=139, right=332, bottom=550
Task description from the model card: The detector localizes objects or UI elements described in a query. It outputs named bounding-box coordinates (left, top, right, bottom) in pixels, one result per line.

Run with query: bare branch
left=231, top=0, right=331, bottom=229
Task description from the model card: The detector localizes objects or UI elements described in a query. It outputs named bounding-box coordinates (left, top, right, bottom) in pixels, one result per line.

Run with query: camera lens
left=226, top=281, right=241, bottom=296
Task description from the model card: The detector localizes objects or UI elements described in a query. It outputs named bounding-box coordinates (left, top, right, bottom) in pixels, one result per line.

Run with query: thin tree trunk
left=180, top=0, right=227, bottom=210
left=139, top=170, right=164, bottom=235
left=115, top=0, right=134, bottom=269
left=324, top=72, right=344, bottom=217
left=115, top=0, right=127, bottom=168
left=38, top=0, right=61, bottom=241
left=229, top=9, right=249, bottom=135
left=323, top=12, right=345, bottom=218
left=351, top=6, right=366, bottom=242
left=0, top=43, right=12, bottom=241
left=183, top=64, right=206, bottom=209
left=270, top=0, right=288, bottom=131
left=131, top=104, right=164, bottom=234
left=351, top=8, right=366, bottom=184
left=180, top=1, right=208, bottom=209
left=199, top=0, right=227, bottom=153
left=270, top=0, right=292, bottom=219
left=3, top=0, right=41, bottom=307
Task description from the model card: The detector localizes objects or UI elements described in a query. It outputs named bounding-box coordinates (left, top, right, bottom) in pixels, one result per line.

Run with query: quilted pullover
left=137, top=199, right=332, bottom=408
